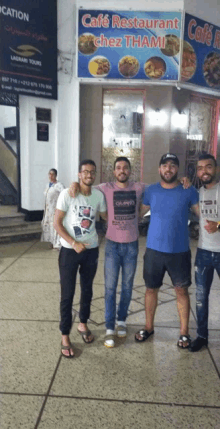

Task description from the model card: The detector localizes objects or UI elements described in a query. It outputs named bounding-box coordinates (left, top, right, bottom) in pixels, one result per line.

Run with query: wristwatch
left=217, top=222, right=220, bottom=230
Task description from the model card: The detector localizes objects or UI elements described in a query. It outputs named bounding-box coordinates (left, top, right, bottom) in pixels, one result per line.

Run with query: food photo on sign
left=78, top=10, right=182, bottom=81
left=181, top=12, right=220, bottom=89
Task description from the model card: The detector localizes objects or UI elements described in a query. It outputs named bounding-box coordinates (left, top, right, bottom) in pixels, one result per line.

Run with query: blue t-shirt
left=143, top=183, right=199, bottom=253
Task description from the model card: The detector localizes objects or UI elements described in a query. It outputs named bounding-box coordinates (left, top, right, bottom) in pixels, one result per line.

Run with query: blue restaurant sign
left=78, top=10, right=182, bottom=81
left=0, top=0, right=57, bottom=99
left=181, top=13, right=220, bottom=90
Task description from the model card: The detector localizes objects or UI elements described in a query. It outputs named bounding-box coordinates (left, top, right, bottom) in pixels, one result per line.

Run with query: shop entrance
left=102, top=89, right=144, bottom=183
left=0, top=92, right=20, bottom=207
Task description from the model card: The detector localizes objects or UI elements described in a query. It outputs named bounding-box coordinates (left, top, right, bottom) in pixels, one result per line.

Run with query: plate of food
left=88, top=56, right=111, bottom=77
left=203, top=52, right=220, bottom=87
left=144, top=57, right=166, bottom=79
left=78, top=33, right=98, bottom=55
left=160, top=34, right=180, bottom=57
left=181, top=41, right=196, bottom=81
left=118, top=56, right=140, bottom=78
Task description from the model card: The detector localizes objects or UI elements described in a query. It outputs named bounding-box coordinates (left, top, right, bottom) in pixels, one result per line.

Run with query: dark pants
left=195, top=248, right=220, bottom=339
left=59, top=246, right=99, bottom=335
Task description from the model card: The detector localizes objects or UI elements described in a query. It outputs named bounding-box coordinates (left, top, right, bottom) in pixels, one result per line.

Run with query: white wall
left=77, top=0, right=183, bottom=10
left=184, top=0, right=220, bottom=26
left=0, top=106, right=16, bottom=138
left=20, top=96, right=58, bottom=210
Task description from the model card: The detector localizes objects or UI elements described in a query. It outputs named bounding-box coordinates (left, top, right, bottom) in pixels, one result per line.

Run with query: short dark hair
left=49, top=168, right=57, bottom=176
left=114, top=156, right=131, bottom=170
left=79, top=159, right=96, bottom=172
left=198, top=153, right=217, bottom=167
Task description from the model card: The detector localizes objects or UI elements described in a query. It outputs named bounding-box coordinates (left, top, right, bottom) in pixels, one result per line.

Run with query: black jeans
left=59, top=246, right=99, bottom=335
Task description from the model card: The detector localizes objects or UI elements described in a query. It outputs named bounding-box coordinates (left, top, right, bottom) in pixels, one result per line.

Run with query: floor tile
left=0, top=241, right=35, bottom=258
left=0, top=258, right=60, bottom=282
left=51, top=326, right=220, bottom=406
left=0, top=321, right=61, bottom=394
left=0, top=258, right=16, bottom=274
left=38, top=398, right=220, bottom=429
left=21, top=241, right=60, bottom=259
left=0, top=394, right=44, bottom=429
left=0, top=281, right=59, bottom=320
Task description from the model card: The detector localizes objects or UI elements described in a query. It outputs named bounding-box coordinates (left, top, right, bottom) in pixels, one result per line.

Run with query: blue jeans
left=195, top=248, right=220, bottom=339
left=104, top=239, right=139, bottom=330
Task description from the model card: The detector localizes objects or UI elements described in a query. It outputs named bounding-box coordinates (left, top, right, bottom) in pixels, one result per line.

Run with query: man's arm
left=99, top=211, right=108, bottom=221
left=191, top=203, right=200, bottom=218
left=54, top=209, right=87, bottom=253
left=139, top=203, right=150, bottom=218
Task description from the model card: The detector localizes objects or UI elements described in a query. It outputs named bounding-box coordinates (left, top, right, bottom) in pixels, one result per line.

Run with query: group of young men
left=54, top=153, right=220, bottom=358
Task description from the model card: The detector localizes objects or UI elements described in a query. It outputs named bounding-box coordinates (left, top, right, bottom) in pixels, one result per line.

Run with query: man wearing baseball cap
left=135, top=153, right=200, bottom=348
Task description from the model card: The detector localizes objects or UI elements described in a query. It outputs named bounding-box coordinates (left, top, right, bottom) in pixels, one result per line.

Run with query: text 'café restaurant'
left=1, top=1, right=220, bottom=218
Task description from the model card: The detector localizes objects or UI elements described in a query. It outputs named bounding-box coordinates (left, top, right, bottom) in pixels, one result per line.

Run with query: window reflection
left=102, top=89, right=144, bottom=182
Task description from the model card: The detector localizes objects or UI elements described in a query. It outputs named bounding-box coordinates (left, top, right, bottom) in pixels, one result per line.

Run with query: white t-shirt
left=56, top=188, right=106, bottom=249
left=198, top=182, right=220, bottom=252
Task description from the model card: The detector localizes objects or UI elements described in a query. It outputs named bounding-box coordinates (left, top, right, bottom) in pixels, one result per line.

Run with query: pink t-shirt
left=96, top=182, right=145, bottom=243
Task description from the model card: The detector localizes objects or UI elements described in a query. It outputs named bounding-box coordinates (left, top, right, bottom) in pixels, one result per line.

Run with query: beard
left=116, top=174, right=129, bottom=183
left=200, top=174, right=215, bottom=185
left=160, top=172, right=178, bottom=183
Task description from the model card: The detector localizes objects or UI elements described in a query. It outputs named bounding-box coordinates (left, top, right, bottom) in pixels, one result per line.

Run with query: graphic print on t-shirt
left=200, top=198, right=218, bottom=219
left=113, top=191, right=136, bottom=221
left=73, top=205, right=95, bottom=237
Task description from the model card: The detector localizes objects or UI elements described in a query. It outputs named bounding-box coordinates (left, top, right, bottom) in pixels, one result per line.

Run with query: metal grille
left=0, top=92, right=18, bottom=106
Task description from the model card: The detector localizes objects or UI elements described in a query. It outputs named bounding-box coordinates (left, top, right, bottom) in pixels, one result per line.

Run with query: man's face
left=159, top=160, right=179, bottom=183
left=49, top=170, right=56, bottom=182
left=114, top=161, right=131, bottom=183
left=78, top=164, right=96, bottom=186
left=197, top=158, right=216, bottom=184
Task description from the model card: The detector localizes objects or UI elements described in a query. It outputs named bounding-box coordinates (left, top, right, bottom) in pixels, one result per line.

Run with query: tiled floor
left=0, top=236, right=220, bottom=429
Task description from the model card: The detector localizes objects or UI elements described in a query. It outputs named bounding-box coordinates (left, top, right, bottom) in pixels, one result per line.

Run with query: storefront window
left=102, top=89, right=144, bottom=182
left=185, top=95, right=217, bottom=187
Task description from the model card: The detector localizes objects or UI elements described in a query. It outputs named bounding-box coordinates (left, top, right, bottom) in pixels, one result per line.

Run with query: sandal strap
left=61, top=343, right=73, bottom=350
left=179, top=335, right=191, bottom=342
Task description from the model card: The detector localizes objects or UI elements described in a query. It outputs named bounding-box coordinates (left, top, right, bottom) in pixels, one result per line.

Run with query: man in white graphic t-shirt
left=54, top=160, right=107, bottom=358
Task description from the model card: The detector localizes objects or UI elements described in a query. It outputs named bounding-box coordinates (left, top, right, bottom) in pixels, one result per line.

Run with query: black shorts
left=143, top=248, right=191, bottom=289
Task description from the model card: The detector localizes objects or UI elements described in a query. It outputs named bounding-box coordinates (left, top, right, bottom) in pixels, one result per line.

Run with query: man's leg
left=104, top=240, right=120, bottom=347
left=78, top=247, right=99, bottom=342
left=59, top=247, right=79, bottom=357
left=175, top=286, right=190, bottom=347
left=190, top=249, right=214, bottom=352
left=135, top=249, right=164, bottom=341
left=117, top=240, right=139, bottom=330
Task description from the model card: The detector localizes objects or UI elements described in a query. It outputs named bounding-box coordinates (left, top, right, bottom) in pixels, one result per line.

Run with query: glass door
left=102, top=89, right=144, bottom=183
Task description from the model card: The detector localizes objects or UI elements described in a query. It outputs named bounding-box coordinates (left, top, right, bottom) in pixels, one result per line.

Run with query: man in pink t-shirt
left=97, top=157, right=145, bottom=348
left=70, top=156, right=145, bottom=348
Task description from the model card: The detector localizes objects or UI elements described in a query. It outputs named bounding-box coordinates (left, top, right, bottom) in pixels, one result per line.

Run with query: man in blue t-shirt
left=135, top=153, right=199, bottom=348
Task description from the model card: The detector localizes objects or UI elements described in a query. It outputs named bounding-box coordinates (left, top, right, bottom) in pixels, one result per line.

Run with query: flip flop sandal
left=77, top=328, right=94, bottom=344
left=61, top=343, right=75, bottom=358
left=116, top=325, right=127, bottom=338
left=104, top=334, right=115, bottom=348
left=177, top=335, right=191, bottom=349
left=135, top=329, right=154, bottom=342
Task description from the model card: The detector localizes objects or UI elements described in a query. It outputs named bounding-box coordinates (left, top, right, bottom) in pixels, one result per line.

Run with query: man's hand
left=72, top=240, right=87, bottom=253
left=69, top=182, right=80, bottom=198
left=204, top=220, right=219, bottom=234
left=180, top=177, right=191, bottom=189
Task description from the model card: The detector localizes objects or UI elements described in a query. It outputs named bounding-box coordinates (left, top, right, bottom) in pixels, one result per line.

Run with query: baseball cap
left=159, top=153, right=179, bottom=166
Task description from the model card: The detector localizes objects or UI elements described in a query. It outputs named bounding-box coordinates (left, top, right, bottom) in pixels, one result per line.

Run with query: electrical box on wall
left=36, top=108, right=52, bottom=122
left=4, top=126, right=17, bottom=141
